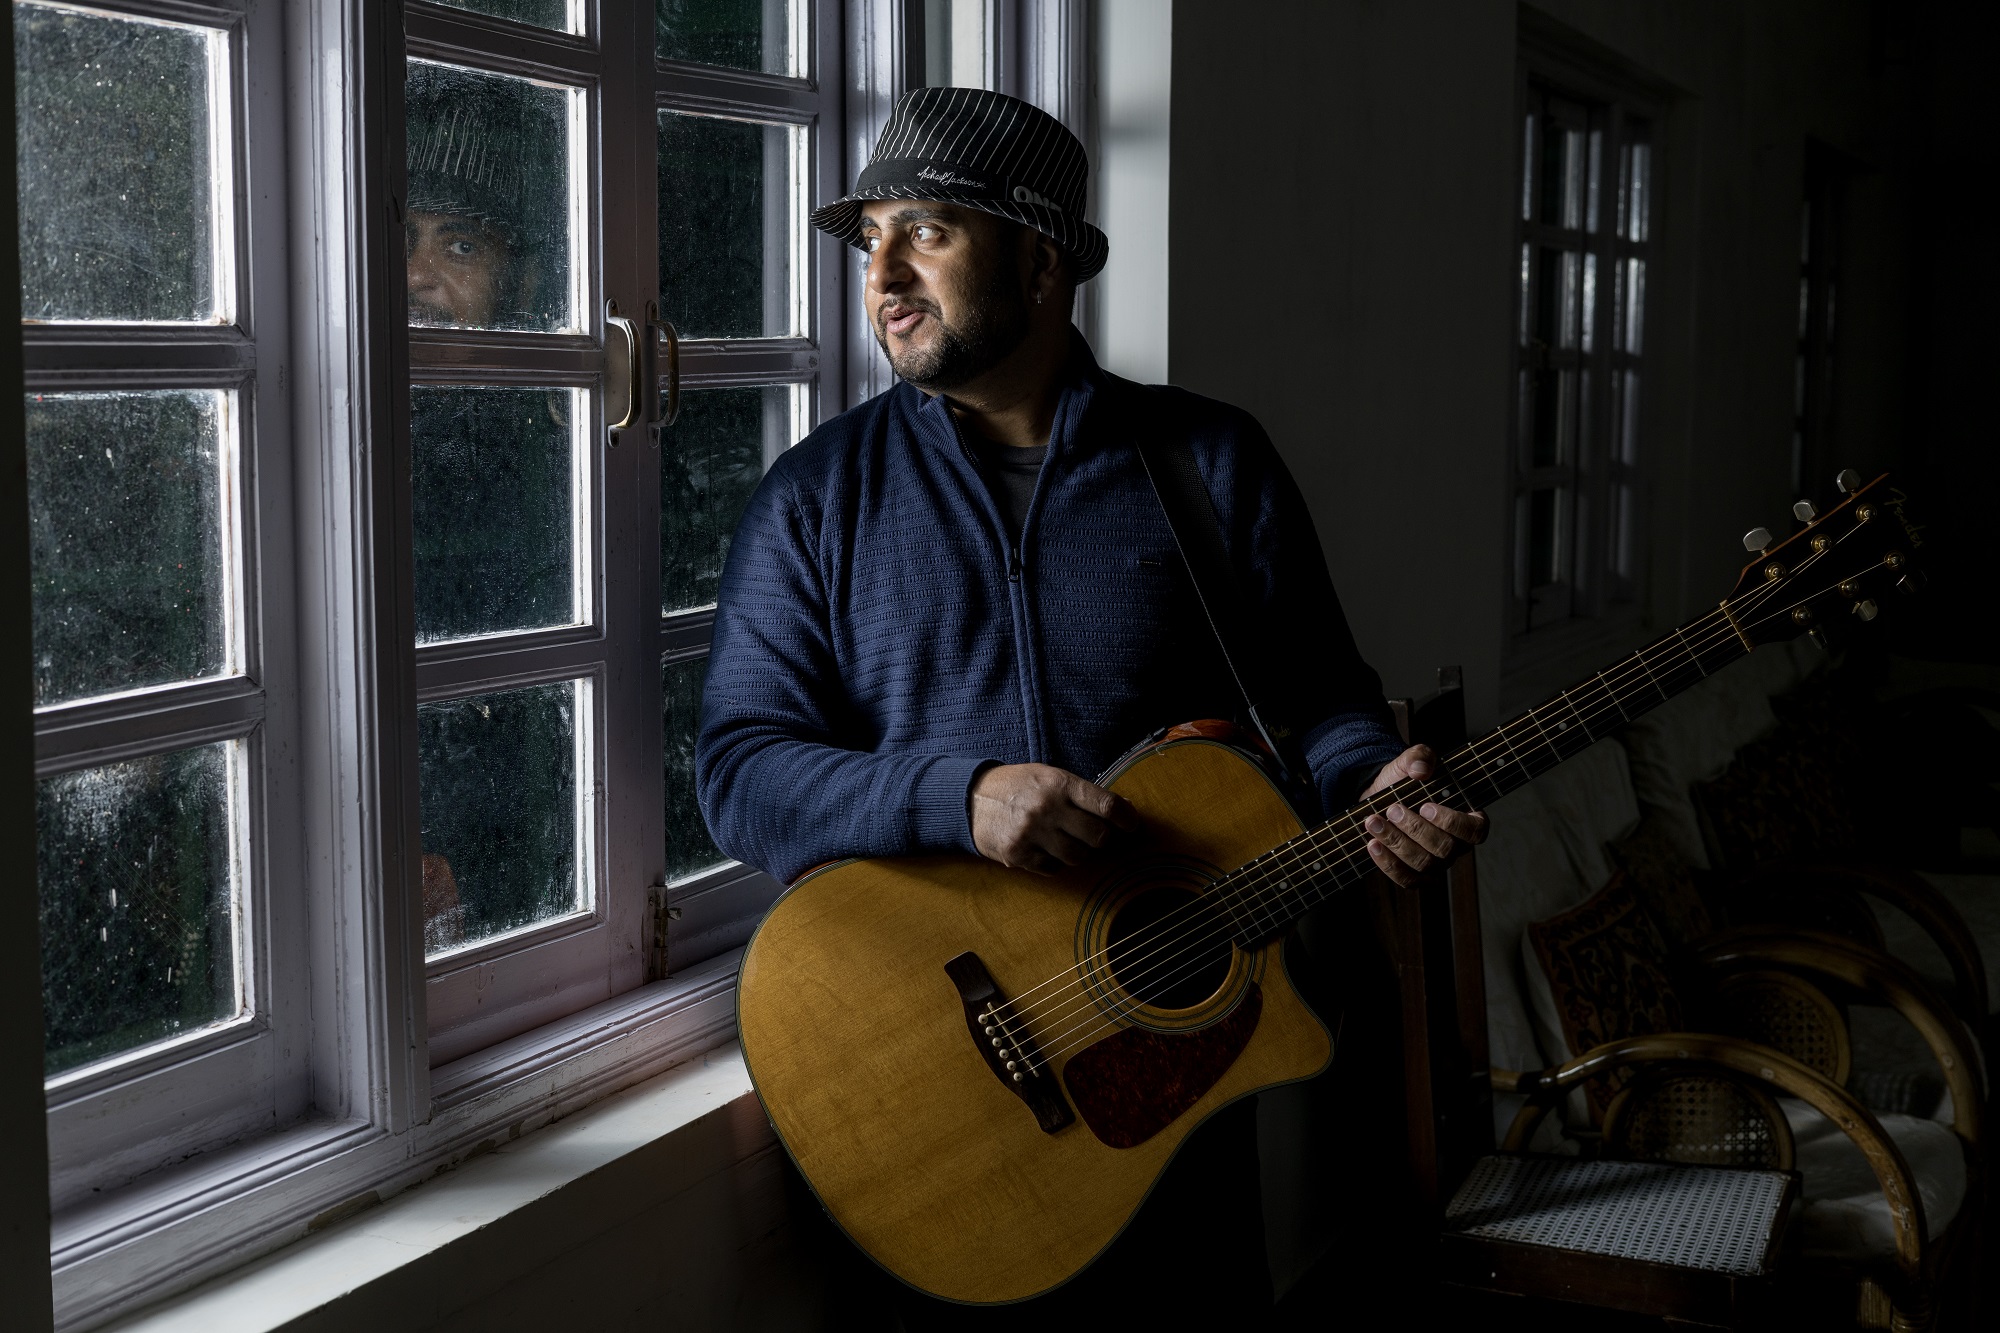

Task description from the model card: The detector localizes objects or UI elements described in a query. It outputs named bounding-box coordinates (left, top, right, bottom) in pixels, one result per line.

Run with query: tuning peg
left=1836, top=468, right=1862, bottom=495
left=1793, top=499, right=1818, bottom=522
left=1897, top=570, right=1928, bottom=597
left=1852, top=599, right=1879, bottom=622
left=1808, top=627, right=1831, bottom=652
left=1743, top=526, right=1774, bottom=555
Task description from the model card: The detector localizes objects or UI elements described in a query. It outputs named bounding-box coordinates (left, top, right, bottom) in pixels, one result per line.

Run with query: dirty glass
left=656, top=0, right=794, bottom=75
left=432, top=0, right=575, bottom=33
left=411, top=386, right=580, bottom=644
left=418, top=680, right=584, bottom=956
left=661, top=386, right=789, bottom=613
left=662, top=655, right=726, bottom=882
left=658, top=110, right=799, bottom=339
left=406, top=60, right=576, bottom=333
left=14, top=3, right=220, bottom=323
left=27, top=390, right=229, bottom=707
left=39, top=743, right=238, bottom=1077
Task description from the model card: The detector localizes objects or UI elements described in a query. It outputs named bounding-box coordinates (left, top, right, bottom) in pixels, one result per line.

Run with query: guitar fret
left=1672, top=625, right=1708, bottom=676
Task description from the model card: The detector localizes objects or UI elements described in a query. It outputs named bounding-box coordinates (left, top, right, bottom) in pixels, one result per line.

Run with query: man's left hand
left=1357, top=744, right=1488, bottom=886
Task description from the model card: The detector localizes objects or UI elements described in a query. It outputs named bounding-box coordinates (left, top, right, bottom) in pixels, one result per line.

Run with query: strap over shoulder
left=1130, top=390, right=1305, bottom=786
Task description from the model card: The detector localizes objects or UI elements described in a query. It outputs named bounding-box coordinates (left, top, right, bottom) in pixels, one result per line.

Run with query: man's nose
left=865, top=239, right=911, bottom=294
left=406, top=237, right=441, bottom=291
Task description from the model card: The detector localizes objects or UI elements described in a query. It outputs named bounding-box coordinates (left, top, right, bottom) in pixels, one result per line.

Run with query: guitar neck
left=1218, top=601, right=1757, bottom=942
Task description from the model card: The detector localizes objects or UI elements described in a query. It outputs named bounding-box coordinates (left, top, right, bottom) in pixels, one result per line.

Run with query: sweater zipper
left=943, top=403, right=1044, bottom=762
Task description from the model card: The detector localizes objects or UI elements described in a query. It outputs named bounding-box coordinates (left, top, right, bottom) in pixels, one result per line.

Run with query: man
left=403, top=65, right=565, bottom=330
left=697, top=89, right=1486, bottom=1320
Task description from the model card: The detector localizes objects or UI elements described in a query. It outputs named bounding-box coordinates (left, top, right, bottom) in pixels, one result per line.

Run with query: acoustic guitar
left=736, top=472, right=1924, bottom=1304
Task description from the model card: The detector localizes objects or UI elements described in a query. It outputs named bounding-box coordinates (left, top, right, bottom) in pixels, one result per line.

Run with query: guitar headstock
left=1726, top=471, right=1926, bottom=649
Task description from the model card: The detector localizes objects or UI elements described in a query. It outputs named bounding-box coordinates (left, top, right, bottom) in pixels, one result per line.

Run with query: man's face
left=860, top=201, right=1033, bottom=391
left=406, top=211, right=511, bottom=327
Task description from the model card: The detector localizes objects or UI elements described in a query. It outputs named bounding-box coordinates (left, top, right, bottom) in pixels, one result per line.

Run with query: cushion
left=1618, top=639, right=1824, bottom=869
left=1782, top=1099, right=1967, bottom=1261
left=1695, top=728, right=1860, bottom=871
left=1477, top=781, right=1595, bottom=1078
left=1607, top=812, right=1717, bottom=952
left=1523, top=874, right=1683, bottom=1122
left=1529, top=738, right=1641, bottom=891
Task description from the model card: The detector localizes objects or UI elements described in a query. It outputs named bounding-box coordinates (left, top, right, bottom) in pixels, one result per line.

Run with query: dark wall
left=1166, top=0, right=1969, bottom=730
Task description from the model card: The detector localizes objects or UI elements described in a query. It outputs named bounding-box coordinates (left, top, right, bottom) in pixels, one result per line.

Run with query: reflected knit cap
left=811, top=87, right=1107, bottom=282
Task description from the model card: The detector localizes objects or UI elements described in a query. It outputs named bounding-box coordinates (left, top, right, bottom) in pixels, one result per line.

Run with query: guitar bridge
left=943, top=952, right=1074, bottom=1134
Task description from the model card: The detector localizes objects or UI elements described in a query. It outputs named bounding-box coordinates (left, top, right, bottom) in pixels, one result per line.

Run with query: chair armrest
left=1695, top=930, right=1984, bottom=1145
left=1730, top=861, right=1989, bottom=1022
left=1489, top=1068, right=1525, bottom=1093
left=1504, top=1032, right=1929, bottom=1277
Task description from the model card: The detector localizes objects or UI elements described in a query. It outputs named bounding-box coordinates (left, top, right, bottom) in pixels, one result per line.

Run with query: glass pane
left=1618, top=257, right=1647, bottom=355
left=658, top=111, right=800, bottom=339
left=28, top=390, right=229, bottom=707
left=663, top=654, right=726, bottom=882
left=15, top=3, right=220, bottom=323
left=662, top=386, right=789, bottom=614
left=1621, top=131, right=1652, bottom=243
left=418, top=680, right=584, bottom=957
left=406, top=60, right=576, bottom=333
left=412, top=386, right=581, bottom=644
left=39, top=743, right=238, bottom=1077
left=432, top=0, right=575, bottom=32
left=657, top=0, right=795, bottom=75
left=1528, top=488, right=1561, bottom=589
left=1529, top=368, right=1570, bottom=469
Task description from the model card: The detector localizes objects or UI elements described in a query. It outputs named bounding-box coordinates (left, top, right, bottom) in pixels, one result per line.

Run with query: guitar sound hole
left=1106, top=886, right=1232, bottom=1010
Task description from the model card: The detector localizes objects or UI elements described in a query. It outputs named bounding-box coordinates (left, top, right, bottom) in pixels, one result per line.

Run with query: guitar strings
left=1011, top=553, right=1861, bottom=1064
left=985, top=530, right=1865, bottom=1062
left=997, top=587, right=1793, bottom=1062
left=1011, top=558, right=1891, bottom=1071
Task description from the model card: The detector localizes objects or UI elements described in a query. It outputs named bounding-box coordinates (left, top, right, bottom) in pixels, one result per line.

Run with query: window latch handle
left=605, top=298, right=641, bottom=446
left=648, top=302, right=681, bottom=439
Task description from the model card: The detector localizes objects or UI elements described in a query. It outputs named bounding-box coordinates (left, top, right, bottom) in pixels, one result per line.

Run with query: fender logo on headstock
left=1887, top=488, right=1927, bottom=548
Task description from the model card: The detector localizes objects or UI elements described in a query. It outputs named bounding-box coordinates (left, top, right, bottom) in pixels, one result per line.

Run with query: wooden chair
left=1382, top=670, right=1981, bottom=1330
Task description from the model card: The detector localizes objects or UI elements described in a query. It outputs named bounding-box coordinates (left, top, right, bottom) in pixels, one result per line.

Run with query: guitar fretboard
left=1214, top=601, right=1757, bottom=945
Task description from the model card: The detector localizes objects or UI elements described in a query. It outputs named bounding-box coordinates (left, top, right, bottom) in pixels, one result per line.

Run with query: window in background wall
left=1794, top=144, right=1842, bottom=498
left=1508, top=76, right=1657, bottom=641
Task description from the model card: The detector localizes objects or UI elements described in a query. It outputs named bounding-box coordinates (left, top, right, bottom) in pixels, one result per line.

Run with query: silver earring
left=1036, top=292, right=1044, bottom=305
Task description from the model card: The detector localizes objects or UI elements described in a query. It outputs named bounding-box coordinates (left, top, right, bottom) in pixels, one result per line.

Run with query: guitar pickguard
left=1061, top=983, right=1263, bottom=1148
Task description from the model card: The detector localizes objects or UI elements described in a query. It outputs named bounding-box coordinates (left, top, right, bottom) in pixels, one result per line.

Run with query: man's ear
left=1028, top=230, right=1068, bottom=303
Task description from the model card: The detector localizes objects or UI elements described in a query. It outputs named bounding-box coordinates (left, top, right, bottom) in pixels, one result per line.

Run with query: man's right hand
left=969, top=763, right=1142, bottom=874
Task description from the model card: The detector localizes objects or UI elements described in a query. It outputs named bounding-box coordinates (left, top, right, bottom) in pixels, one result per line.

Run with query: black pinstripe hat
left=811, top=87, right=1108, bottom=282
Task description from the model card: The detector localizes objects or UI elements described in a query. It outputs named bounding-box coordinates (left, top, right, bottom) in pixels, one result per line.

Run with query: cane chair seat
left=1444, top=1154, right=1795, bottom=1276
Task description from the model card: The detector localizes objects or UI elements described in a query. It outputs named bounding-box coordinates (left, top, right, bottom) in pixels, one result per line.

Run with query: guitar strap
left=1133, top=406, right=1308, bottom=789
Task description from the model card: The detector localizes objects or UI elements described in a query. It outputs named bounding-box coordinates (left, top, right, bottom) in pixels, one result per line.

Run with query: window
left=399, top=1, right=844, bottom=1061
left=19, top=0, right=310, bottom=1213
left=1508, top=73, right=1658, bottom=642
left=23, top=2, right=1085, bottom=1324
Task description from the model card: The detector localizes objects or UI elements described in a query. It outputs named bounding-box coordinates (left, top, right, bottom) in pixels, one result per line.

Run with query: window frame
left=1503, top=44, right=1667, bottom=678
left=22, top=0, right=312, bottom=1216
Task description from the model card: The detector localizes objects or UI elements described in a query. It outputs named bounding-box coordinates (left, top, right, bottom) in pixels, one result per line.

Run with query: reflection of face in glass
left=406, top=212, right=518, bottom=327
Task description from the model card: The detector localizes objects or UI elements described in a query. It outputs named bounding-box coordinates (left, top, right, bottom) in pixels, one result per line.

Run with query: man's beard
left=875, top=262, right=1031, bottom=391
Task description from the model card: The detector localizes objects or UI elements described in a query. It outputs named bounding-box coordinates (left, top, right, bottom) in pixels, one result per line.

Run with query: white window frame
left=24, top=0, right=310, bottom=1219
left=36, top=3, right=1085, bottom=1327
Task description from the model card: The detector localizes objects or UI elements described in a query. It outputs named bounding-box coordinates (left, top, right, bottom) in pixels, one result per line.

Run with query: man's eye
left=914, top=225, right=938, bottom=242
left=448, top=239, right=477, bottom=257
left=863, top=235, right=879, bottom=252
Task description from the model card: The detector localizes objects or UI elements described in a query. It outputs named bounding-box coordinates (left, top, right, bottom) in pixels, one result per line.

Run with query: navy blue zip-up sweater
left=695, top=339, right=1404, bottom=885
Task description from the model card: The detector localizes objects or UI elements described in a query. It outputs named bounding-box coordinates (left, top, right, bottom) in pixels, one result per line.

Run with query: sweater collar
left=904, top=328, right=1112, bottom=463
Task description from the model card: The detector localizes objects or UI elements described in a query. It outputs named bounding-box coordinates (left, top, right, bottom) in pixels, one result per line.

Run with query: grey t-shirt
left=970, top=438, right=1048, bottom=545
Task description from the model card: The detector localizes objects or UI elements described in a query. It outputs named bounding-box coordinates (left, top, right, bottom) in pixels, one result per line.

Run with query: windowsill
left=103, top=1042, right=765, bottom=1332
left=55, top=952, right=746, bottom=1332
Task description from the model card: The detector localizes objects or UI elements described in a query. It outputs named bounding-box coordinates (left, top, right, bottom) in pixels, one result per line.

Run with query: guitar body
left=737, top=734, right=1333, bottom=1305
